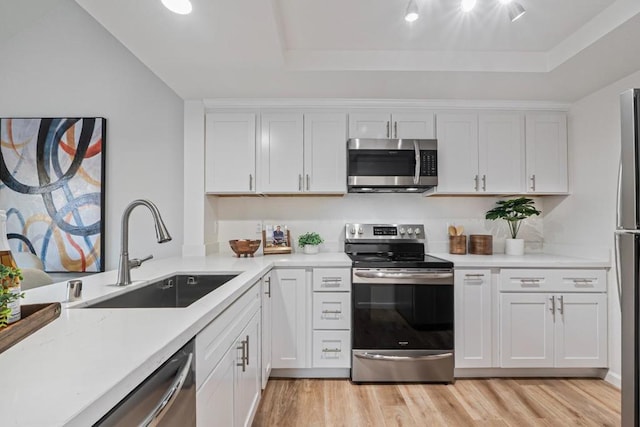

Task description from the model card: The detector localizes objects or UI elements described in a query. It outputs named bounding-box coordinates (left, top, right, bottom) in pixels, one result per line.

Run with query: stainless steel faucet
left=115, top=199, right=172, bottom=286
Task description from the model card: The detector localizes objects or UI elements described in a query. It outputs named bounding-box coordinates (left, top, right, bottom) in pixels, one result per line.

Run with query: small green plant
left=485, top=197, right=541, bottom=239
left=298, top=232, right=324, bottom=247
left=0, top=265, right=24, bottom=328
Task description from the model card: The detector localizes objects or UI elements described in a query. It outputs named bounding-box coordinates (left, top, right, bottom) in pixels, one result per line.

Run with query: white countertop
left=3, top=253, right=350, bottom=427
left=431, top=252, right=610, bottom=268
left=2, top=250, right=609, bottom=426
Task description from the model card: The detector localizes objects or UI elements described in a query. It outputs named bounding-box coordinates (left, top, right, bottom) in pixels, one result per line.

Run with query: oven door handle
left=354, top=271, right=453, bottom=280
left=355, top=352, right=453, bottom=361
left=413, top=140, right=420, bottom=185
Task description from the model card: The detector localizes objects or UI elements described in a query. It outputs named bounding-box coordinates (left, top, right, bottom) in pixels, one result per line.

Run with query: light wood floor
left=252, top=378, right=620, bottom=427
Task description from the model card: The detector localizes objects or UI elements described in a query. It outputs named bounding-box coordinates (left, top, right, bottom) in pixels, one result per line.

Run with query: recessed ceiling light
left=161, top=0, right=193, bottom=15
left=461, top=0, right=477, bottom=13
left=405, top=0, right=419, bottom=22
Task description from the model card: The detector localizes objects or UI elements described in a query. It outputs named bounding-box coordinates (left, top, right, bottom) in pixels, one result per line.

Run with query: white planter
left=505, top=238, right=524, bottom=256
left=303, top=245, right=320, bottom=255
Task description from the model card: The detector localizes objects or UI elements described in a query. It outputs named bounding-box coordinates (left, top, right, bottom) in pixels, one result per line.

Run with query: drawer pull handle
left=322, top=310, right=342, bottom=314
left=571, top=278, right=594, bottom=284
left=322, top=278, right=342, bottom=282
left=322, top=348, right=342, bottom=353
left=465, top=274, right=483, bottom=278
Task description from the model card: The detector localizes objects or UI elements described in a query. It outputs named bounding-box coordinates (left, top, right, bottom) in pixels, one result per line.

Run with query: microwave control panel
left=421, top=151, right=438, bottom=176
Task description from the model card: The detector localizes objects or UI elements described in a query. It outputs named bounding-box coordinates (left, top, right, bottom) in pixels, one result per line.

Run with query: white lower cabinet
left=261, top=272, right=272, bottom=389
left=454, top=269, right=493, bottom=368
left=196, top=281, right=261, bottom=427
left=271, top=269, right=308, bottom=369
left=499, top=291, right=607, bottom=368
left=235, top=311, right=261, bottom=427
left=312, top=268, right=351, bottom=369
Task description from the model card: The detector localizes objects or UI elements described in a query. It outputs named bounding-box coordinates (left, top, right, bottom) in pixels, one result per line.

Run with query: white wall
left=543, top=68, right=640, bottom=387
left=0, top=0, right=184, bottom=271
left=213, top=194, right=543, bottom=255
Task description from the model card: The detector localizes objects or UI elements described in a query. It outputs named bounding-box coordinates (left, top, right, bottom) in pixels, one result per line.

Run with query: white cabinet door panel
left=478, top=113, right=524, bottom=193
left=435, top=113, right=479, bottom=193
left=260, top=113, right=304, bottom=193
left=392, top=112, right=435, bottom=139
left=205, top=113, right=256, bottom=193
left=555, top=293, right=607, bottom=368
left=454, top=270, right=492, bottom=368
left=500, top=293, right=554, bottom=368
left=235, top=311, right=261, bottom=427
left=304, top=113, right=347, bottom=193
left=271, top=269, right=308, bottom=369
left=197, top=346, right=235, bottom=427
left=261, top=273, right=272, bottom=389
left=525, top=113, right=568, bottom=194
left=348, top=113, right=390, bottom=138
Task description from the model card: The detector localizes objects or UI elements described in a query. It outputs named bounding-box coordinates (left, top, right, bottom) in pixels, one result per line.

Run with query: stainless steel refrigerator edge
left=616, top=88, right=640, bottom=427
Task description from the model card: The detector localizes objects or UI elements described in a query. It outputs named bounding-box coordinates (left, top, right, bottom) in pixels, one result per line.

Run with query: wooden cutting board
left=0, top=303, right=62, bottom=354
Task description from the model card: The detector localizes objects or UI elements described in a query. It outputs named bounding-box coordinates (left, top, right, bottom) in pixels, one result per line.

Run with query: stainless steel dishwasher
left=95, top=339, right=196, bottom=427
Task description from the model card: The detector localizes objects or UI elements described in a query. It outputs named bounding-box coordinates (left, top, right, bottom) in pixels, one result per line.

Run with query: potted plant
left=298, top=232, right=324, bottom=255
left=0, top=265, right=23, bottom=327
left=485, top=197, right=541, bottom=256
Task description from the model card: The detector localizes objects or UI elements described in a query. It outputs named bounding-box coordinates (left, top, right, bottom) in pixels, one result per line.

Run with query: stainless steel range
left=346, top=223, right=454, bottom=383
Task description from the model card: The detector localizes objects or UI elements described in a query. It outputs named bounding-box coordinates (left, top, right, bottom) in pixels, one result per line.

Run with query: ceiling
left=6, top=0, right=640, bottom=101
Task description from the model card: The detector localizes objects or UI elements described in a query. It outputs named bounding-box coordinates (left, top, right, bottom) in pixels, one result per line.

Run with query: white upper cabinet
left=478, top=113, right=525, bottom=193
left=525, top=113, right=568, bottom=194
left=303, top=113, right=347, bottom=193
left=434, top=113, right=479, bottom=193
left=205, top=113, right=256, bottom=194
left=348, top=112, right=435, bottom=139
left=260, top=113, right=304, bottom=193
left=435, top=113, right=525, bottom=194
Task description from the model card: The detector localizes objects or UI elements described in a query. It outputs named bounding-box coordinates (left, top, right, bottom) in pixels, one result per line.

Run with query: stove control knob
left=358, top=227, right=364, bottom=235
left=414, top=228, right=422, bottom=235
left=399, top=228, right=405, bottom=235
left=407, top=228, right=414, bottom=234
left=349, top=227, right=356, bottom=235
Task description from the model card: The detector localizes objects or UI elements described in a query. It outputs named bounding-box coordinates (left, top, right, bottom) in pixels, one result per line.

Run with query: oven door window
left=353, top=283, right=453, bottom=350
left=348, top=150, right=416, bottom=177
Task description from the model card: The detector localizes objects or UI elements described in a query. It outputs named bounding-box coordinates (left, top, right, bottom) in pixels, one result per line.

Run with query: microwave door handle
left=413, top=141, right=420, bottom=185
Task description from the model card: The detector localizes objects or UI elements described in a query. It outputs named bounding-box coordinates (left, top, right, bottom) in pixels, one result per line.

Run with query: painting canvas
left=0, top=118, right=105, bottom=272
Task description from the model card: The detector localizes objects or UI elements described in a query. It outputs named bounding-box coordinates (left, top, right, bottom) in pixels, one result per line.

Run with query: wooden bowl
left=229, top=239, right=261, bottom=257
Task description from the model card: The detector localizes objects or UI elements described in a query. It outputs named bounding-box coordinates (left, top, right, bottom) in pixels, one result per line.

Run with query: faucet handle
left=129, top=254, right=153, bottom=269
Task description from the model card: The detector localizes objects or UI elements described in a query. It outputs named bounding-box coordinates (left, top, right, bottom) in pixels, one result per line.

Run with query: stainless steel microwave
left=347, top=139, right=438, bottom=193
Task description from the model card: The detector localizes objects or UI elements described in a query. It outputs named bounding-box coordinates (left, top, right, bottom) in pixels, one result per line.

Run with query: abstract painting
left=0, top=118, right=105, bottom=272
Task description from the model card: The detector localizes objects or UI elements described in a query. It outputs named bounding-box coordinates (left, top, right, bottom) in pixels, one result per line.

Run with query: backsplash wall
left=212, top=194, right=544, bottom=255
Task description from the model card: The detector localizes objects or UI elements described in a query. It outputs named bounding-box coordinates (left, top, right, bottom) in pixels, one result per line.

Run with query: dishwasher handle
left=139, top=352, right=193, bottom=427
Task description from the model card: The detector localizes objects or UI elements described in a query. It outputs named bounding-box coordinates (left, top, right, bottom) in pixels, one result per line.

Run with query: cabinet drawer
left=556, top=269, right=606, bottom=292
left=500, top=269, right=607, bottom=293
left=312, top=330, right=351, bottom=368
left=313, top=268, right=351, bottom=291
left=500, top=269, right=552, bottom=291
left=195, top=282, right=260, bottom=389
left=313, top=292, right=351, bottom=330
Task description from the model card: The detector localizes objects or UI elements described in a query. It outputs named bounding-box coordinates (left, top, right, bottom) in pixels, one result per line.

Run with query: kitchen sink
left=84, top=274, right=238, bottom=308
